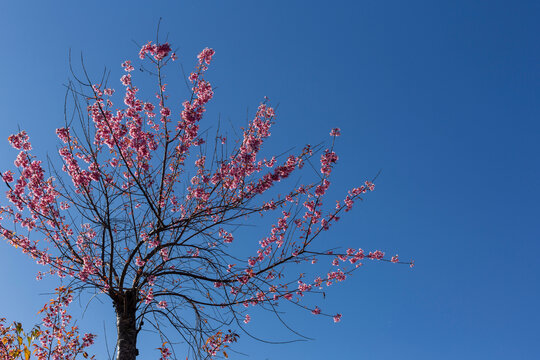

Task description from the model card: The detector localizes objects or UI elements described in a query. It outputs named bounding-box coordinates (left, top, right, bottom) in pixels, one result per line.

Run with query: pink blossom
left=160, top=247, right=169, bottom=261
left=365, top=180, right=375, bottom=191
left=160, top=107, right=171, bottom=117
left=82, top=333, right=96, bottom=347
left=135, top=257, right=145, bottom=267
left=121, top=74, right=131, bottom=86
left=2, top=171, right=14, bottom=183
left=56, top=127, right=70, bottom=143
left=155, top=43, right=172, bottom=61
left=197, top=47, right=215, bottom=65
left=8, top=131, right=31, bottom=150
left=144, top=288, right=154, bottom=304
left=218, top=228, right=234, bottom=243
left=368, top=250, right=384, bottom=260
left=121, top=60, right=134, bottom=72
left=320, top=149, right=338, bottom=176
left=139, top=41, right=154, bottom=59
left=144, top=102, right=155, bottom=112
left=157, top=300, right=168, bottom=309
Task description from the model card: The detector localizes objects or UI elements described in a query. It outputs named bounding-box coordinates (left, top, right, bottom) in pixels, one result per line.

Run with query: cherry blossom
left=0, top=39, right=411, bottom=360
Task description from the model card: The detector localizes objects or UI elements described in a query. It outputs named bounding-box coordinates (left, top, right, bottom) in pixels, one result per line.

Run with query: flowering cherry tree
left=0, top=287, right=95, bottom=360
left=0, top=39, right=410, bottom=360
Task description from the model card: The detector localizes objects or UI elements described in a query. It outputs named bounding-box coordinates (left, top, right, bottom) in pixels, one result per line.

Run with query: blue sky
left=0, top=1, right=539, bottom=359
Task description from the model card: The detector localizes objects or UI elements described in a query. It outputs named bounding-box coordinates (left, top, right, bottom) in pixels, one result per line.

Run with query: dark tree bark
left=113, top=289, right=139, bottom=360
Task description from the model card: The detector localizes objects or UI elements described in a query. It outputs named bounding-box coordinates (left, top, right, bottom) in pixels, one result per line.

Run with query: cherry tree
left=0, top=287, right=95, bottom=360
left=0, top=39, right=410, bottom=360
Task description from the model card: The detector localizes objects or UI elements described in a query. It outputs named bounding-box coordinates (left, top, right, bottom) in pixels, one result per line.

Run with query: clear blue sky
left=1, top=1, right=539, bottom=359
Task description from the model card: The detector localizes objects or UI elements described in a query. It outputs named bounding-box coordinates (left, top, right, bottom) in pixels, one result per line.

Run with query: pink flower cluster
left=203, top=330, right=238, bottom=357
left=79, top=255, right=102, bottom=282
left=139, top=41, right=172, bottom=61
left=343, top=181, right=375, bottom=211
left=246, top=211, right=291, bottom=270
left=7, top=130, right=32, bottom=150
left=58, top=145, right=100, bottom=190
left=218, top=228, right=234, bottom=243
left=0, top=287, right=96, bottom=360
left=210, top=103, right=282, bottom=195
left=157, top=300, right=168, bottom=309
left=4, top=132, right=59, bottom=221
left=197, top=47, right=215, bottom=67
left=34, top=287, right=96, bottom=360
left=143, top=287, right=154, bottom=304
left=122, top=60, right=135, bottom=72
left=174, top=47, right=217, bottom=169
left=320, top=149, right=338, bottom=176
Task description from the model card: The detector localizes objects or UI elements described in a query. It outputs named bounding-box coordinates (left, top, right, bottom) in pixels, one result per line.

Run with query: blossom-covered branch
left=0, top=39, right=411, bottom=360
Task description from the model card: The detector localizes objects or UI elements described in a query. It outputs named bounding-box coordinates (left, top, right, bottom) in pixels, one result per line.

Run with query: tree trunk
left=113, top=289, right=139, bottom=360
